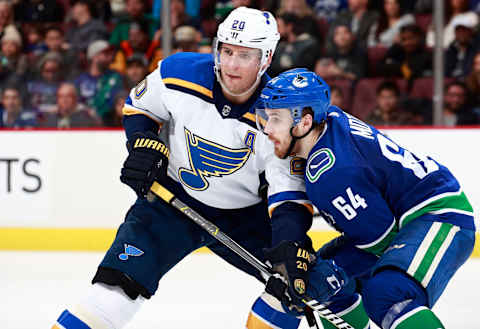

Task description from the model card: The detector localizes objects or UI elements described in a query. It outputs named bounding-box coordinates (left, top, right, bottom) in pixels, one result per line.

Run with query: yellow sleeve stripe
left=246, top=311, right=277, bottom=329
left=268, top=202, right=314, bottom=217
left=122, top=106, right=163, bottom=124
left=162, top=77, right=213, bottom=99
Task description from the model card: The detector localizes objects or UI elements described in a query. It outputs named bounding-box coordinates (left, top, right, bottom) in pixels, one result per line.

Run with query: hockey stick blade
left=149, top=182, right=354, bottom=329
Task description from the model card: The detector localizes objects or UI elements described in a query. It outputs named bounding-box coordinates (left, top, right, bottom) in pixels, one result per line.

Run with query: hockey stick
left=148, top=181, right=353, bottom=329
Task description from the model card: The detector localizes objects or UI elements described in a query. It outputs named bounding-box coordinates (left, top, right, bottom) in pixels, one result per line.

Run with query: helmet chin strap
left=282, top=125, right=315, bottom=159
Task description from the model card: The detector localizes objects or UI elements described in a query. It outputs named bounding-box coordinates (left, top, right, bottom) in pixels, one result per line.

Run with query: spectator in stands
left=326, top=0, right=379, bottom=51
left=73, top=40, right=123, bottom=121
left=379, top=24, right=432, bottom=83
left=23, top=24, right=48, bottom=64
left=330, top=85, right=345, bottom=108
left=276, top=0, right=322, bottom=39
left=315, top=24, right=367, bottom=80
left=110, top=0, right=127, bottom=18
left=110, top=20, right=153, bottom=74
left=426, top=0, right=477, bottom=48
left=445, top=13, right=479, bottom=78
left=27, top=51, right=64, bottom=113
left=443, top=80, right=479, bottom=126
left=13, top=0, right=65, bottom=23
left=173, top=25, right=200, bottom=52
left=124, top=54, right=148, bottom=89
left=39, top=82, right=101, bottom=128
left=312, top=0, right=348, bottom=23
left=65, top=0, right=109, bottom=54
left=366, top=80, right=412, bottom=126
left=109, top=0, right=158, bottom=46
left=269, top=13, right=321, bottom=76
left=0, top=25, right=28, bottom=86
left=44, top=25, right=79, bottom=78
left=148, top=24, right=200, bottom=72
left=150, top=0, right=201, bottom=51
left=465, top=51, right=480, bottom=105
left=0, top=0, right=15, bottom=39
left=0, top=86, right=37, bottom=128
left=367, top=0, right=415, bottom=47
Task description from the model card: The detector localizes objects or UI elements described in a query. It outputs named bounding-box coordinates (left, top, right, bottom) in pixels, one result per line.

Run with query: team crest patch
left=119, top=244, right=144, bottom=261
left=294, top=278, right=306, bottom=295
left=306, top=148, right=335, bottom=183
left=179, top=128, right=252, bottom=191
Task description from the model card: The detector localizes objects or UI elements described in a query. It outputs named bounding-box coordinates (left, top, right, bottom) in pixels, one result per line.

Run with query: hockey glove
left=306, top=258, right=349, bottom=302
left=120, top=131, right=169, bottom=198
left=264, top=240, right=316, bottom=311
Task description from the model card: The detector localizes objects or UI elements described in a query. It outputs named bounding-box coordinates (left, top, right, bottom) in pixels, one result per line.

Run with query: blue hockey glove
left=264, top=240, right=316, bottom=309
left=306, top=259, right=349, bottom=302
left=120, top=131, right=169, bottom=198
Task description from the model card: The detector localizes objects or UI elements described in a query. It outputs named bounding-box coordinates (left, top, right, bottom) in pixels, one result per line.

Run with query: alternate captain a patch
left=179, top=128, right=253, bottom=191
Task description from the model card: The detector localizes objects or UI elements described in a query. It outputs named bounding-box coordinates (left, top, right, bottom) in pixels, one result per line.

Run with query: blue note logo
left=306, top=148, right=335, bottom=183
left=179, top=128, right=253, bottom=191
left=118, top=244, right=144, bottom=261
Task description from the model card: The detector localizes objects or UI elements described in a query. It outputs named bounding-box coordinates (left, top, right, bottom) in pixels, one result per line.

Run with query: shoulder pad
left=160, top=53, right=215, bottom=102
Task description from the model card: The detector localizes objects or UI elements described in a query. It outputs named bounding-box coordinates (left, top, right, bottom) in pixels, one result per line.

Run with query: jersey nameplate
left=346, top=113, right=374, bottom=140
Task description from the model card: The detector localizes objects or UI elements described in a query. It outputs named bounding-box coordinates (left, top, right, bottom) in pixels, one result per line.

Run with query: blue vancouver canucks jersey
left=306, top=107, right=475, bottom=255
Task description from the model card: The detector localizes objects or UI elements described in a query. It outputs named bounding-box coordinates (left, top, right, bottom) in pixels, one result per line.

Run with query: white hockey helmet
left=214, top=7, right=280, bottom=96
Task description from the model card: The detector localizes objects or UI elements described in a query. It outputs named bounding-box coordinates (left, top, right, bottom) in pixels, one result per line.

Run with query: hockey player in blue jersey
left=256, top=68, right=476, bottom=329
left=50, top=8, right=358, bottom=329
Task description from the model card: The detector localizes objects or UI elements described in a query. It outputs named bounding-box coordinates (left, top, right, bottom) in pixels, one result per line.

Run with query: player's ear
left=299, top=113, right=314, bottom=134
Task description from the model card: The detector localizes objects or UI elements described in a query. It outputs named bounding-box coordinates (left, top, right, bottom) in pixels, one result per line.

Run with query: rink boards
left=0, top=129, right=479, bottom=256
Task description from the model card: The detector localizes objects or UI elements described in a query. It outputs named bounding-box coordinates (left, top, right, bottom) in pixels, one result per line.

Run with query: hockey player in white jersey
left=50, top=7, right=341, bottom=329
left=256, top=68, right=476, bottom=329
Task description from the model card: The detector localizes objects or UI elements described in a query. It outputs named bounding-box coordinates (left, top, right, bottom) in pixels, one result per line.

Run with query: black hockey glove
left=120, top=131, right=169, bottom=198
left=264, top=240, right=316, bottom=310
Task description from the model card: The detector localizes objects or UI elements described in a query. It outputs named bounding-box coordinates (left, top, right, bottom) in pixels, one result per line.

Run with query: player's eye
left=238, top=52, right=252, bottom=61
left=223, top=48, right=233, bottom=56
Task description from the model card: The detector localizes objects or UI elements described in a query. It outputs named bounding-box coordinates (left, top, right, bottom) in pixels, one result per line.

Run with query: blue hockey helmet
left=256, top=68, right=331, bottom=133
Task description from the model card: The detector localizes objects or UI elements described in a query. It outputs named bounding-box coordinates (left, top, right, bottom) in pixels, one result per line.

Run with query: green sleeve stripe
left=400, top=190, right=473, bottom=229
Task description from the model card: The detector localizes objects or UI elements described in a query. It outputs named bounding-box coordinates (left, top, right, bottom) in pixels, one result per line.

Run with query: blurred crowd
left=1, top=0, right=480, bottom=129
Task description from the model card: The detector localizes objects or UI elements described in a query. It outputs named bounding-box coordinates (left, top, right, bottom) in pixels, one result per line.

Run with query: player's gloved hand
left=120, top=131, right=169, bottom=198
left=305, top=258, right=349, bottom=302
left=264, top=240, right=316, bottom=311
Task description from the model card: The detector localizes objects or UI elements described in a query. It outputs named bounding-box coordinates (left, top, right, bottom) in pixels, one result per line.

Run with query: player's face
left=263, top=108, right=294, bottom=158
left=219, top=43, right=262, bottom=95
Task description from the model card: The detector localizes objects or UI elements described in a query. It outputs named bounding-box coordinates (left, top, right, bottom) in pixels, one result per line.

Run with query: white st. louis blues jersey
left=123, top=52, right=311, bottom=213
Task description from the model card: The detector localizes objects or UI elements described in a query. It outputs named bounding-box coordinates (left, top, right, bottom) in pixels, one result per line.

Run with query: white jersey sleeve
left=123, top=65, right=171, bottom=123
left=263, top=143, right=313, bottom=216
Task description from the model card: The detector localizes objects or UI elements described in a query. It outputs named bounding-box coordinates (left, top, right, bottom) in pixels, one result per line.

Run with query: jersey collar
left=212, top=74, right=270, bottom=119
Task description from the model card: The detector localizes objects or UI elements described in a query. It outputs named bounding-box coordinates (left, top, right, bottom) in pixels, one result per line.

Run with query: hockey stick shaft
left=149, top=182, right=353, bottom=329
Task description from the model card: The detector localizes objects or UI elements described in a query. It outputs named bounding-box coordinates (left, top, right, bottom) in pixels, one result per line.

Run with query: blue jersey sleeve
left=308, top=166, right=396, bottom=256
